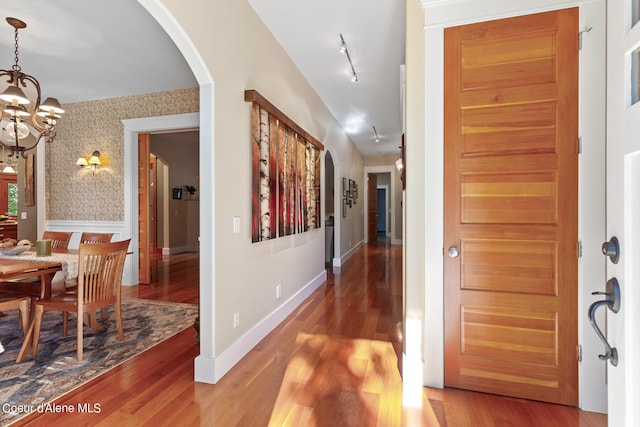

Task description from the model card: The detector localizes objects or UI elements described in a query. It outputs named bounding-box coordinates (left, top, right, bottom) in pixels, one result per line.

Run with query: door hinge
left=579, top=26, right=593, bottom=51
left=577, top=240, right=582, bottom=258
left=577, top=344, right=582, bottom=362
left=578, top=137, right=582, bottom=154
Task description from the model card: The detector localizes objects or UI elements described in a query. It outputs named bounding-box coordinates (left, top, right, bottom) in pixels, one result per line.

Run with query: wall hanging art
left=246, top=90, right=324, bottom=243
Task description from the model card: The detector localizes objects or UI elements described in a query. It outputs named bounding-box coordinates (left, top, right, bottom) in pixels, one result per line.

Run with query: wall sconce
left=76, top=150, right=101, bottom=174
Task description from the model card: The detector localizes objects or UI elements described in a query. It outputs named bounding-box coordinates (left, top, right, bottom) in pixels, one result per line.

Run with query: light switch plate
left=233, top=216, right=240, bottom=233
left=20, top=212, right=27, bottom=220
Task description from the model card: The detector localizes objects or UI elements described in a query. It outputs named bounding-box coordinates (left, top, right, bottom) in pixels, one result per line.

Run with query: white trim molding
left=211, top=269, right=327, bottom=382
left=422, top=0, right=582, bottom=28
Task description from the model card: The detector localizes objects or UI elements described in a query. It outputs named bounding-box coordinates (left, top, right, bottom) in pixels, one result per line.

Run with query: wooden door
left=138, top=133, right=151, bottom=284
left=367, top=174, right=377, bottom=242
left=443, top=9, right=579, bottom=405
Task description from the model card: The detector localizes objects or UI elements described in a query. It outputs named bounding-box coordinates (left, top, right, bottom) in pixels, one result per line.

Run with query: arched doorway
left=324, top=151, right=335, bottom=266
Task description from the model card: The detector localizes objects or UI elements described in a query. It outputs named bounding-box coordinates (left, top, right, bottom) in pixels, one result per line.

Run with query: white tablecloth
left=0, top=252, right=79, bottom=281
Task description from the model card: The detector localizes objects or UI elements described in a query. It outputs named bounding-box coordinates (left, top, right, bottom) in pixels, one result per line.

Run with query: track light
left=339, top=33, right=358, bottom=83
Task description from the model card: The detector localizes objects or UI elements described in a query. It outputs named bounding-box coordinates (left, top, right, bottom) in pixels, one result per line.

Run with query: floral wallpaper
left=46, top=88, right=199, bottom=221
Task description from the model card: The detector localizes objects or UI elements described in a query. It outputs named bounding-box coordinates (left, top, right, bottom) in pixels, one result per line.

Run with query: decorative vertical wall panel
left=306, top=143, right=315, bottom=230
left=279, top=126, right=296, bottom=237
left=314, top=146, right=321, bottom=227
left=288, top=131, right=296, bottom=235
left=296, top=134, right=307, bottom=233
left=305, top=143, right=320, bottom=230
left=251, top=103, right=261, bottom=242
left=268, top=114, right=278, bottom=239
left=246, top=89, right=324, bottom=243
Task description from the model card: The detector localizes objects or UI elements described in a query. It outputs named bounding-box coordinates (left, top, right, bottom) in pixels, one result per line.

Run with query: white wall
left=142, top=0, right=363, bottom=383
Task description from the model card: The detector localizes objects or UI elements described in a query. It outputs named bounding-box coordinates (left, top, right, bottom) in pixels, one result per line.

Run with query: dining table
left=0, top=249, right=79, bottom=299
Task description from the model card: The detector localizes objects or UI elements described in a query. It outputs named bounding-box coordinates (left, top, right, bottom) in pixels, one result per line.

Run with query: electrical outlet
left=233, top=311, right=240, bottom=328
left=276, top=284, right=282, bottom=299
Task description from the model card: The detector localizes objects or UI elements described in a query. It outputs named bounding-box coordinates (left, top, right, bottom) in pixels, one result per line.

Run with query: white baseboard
left=196, top=269, right=328, bottom=384
left=333, top=239, right=364, bottom=267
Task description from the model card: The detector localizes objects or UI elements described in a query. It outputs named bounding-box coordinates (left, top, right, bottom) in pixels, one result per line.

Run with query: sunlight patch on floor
left=268, top=333, right=402, bottom=426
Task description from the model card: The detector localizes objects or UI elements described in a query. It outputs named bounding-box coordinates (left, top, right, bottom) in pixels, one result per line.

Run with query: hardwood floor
left=11, top=244, right=607, bottom=426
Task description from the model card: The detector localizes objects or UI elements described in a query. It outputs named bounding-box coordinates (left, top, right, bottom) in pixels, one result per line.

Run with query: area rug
left=0, top=298, right=198, bottom=426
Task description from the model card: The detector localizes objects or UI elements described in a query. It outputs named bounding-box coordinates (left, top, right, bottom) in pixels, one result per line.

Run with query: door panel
left=444, top=9, right=578, bottom=405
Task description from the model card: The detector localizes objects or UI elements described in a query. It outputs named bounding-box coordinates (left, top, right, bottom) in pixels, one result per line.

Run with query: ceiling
left=248, top=0, right=406, bottom=156
left=0, top=1, right=405, bottom=157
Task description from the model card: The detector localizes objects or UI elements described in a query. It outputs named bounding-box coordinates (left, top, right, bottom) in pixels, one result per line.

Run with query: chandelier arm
left=0, top=69, right=15, bottom=85
left=16, top=73, right=48, bottom=133
left=0, top=132, right=45, bottom=159
left=0, top=17, right=62, bottom=156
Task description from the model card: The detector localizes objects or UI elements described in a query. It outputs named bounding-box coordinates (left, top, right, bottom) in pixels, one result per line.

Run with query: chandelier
left=0, top=17, right=64, bottom=158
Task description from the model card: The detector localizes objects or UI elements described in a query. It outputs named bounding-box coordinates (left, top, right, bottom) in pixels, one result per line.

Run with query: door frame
left=377, top=185, right=389, bottom=236
left=123, top=113, right=200, bottom=285
left=363, top=165, right=397, bottom=244
left=418, top=0, right=606, bottom=412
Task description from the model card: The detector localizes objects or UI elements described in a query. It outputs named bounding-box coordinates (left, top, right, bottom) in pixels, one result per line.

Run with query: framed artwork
left=342, top=197, right=347, bottom=217
left=172, top=188, right=182, bottom=200
left=247, top=90, right=324, bottom=242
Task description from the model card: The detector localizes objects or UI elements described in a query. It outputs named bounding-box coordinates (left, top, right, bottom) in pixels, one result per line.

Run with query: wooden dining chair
left=17, top=239, right=131, bottom=363
left=0, top=292, right=30, bottom=334
left=64, top=232, right=113, bottom=292
left=79, top=232, right=113, bottom=244
left=42, top=231, right=73, bottom=250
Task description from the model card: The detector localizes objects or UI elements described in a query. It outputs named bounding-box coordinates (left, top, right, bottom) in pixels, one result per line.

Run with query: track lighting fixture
left=339, top=33, right=358, bottom=83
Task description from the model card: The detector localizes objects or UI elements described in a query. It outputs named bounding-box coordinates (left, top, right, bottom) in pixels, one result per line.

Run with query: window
left=0, top=174, right=17, bottom=216
left=7, top=182, right=17, bottom=216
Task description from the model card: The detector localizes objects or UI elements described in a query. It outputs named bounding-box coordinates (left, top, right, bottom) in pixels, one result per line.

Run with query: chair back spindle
left=41, top=231, right=72, bottom=250
left=79, top=232, right=113, bottom=245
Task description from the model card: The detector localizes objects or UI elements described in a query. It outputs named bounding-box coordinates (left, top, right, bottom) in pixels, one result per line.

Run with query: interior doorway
left=138, top=129, right=200, bottom=284
left=324, top=152, right=335, bottom=266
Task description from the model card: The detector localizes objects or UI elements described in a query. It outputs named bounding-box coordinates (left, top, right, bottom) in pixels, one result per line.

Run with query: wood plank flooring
left=10, top=244, right=607, bottom=426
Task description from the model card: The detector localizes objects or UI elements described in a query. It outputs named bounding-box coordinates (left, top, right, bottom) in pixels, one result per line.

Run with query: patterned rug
left=0, top=298, right=198, bottom=426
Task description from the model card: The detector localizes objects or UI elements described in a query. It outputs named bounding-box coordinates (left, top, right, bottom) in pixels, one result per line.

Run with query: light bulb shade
left=2, top=164, right=16, bottom=174
left=4, top=121, right=29, bottom=141
left=39, top=97, right=65, bottom=115
left=4, top=104, right=30, bottom=117
left=76, top=157, right=89, bottom=166
left=36, top=111, right=61, bottom=119
left=0, top=86, right=30, bottom=105
left=88, top=156, right=101, bottom=166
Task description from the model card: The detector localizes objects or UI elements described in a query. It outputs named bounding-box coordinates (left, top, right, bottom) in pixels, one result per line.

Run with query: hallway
left=12, top=244, right=606, bottom=426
